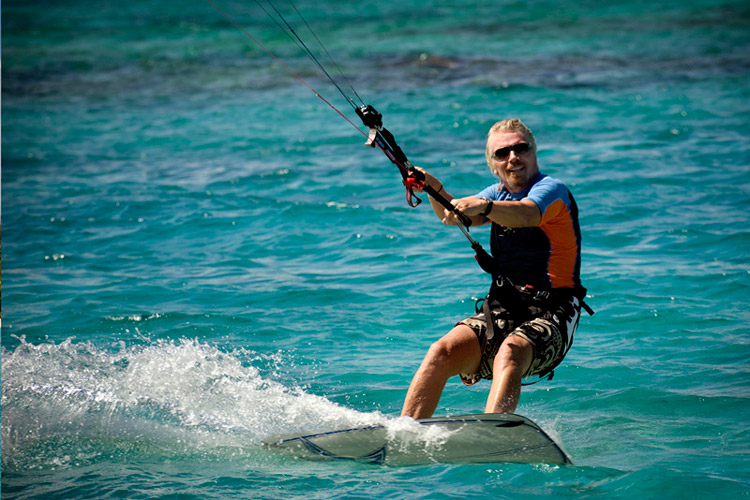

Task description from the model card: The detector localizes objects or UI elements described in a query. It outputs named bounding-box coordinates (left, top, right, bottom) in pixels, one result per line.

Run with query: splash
left=1, top=337, right=385, bottom=469
left=383, top=416, right=455, bottom=457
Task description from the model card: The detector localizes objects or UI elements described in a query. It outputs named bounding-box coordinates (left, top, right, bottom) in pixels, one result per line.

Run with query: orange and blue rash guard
left=475, top=172, right=582, bottom=290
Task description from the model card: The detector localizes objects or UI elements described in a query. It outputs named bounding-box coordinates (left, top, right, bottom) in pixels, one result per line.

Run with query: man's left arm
left=449, top=196, right=541, bottom=228
left=484, top=199, right=541, bottom=228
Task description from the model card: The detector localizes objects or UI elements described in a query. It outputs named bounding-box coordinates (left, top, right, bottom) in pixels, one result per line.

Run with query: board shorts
left=458, top=284, right=581, bottom=385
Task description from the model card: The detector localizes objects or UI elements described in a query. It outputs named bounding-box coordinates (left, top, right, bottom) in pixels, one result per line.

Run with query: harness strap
left=581, top=300, right=595, bottom=316
left=481, top=295, right=495, bottom=346
left=574, top=286, right=595, bottom=316
left=522, top=371, right=554, bottom=386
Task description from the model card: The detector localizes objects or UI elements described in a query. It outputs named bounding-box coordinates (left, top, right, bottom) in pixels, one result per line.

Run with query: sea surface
left=2, top=0, right=750, bottom=498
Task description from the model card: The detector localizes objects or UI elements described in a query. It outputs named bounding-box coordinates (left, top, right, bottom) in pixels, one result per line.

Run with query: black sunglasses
left=492, top=142, right=533, bottom=161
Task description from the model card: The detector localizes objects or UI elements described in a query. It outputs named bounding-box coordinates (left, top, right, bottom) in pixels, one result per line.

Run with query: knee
left=418, top=327, right=480, bottom=376
left=493, top=336, right=533, bottom=372
left=424, top=339, right=453, bottom=367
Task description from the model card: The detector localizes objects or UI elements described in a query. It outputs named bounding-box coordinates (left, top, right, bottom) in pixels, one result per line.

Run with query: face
left=486, top=130, right=538, bottom=193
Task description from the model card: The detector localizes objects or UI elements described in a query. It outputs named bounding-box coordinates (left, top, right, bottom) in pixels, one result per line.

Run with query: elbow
left=522, top=202, right=542, bottom=227
left=508, top=205, right=542, bottom=228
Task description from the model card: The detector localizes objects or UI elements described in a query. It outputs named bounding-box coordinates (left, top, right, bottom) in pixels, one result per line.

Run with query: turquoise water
left=3, top=0, right=750, bottom=498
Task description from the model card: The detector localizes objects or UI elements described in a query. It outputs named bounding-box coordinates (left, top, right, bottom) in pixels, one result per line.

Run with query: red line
left=207, top=0, right=428, bottom=205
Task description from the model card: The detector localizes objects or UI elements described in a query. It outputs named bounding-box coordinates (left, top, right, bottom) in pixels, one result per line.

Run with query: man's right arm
left=412, top=168, right=482, bottom=227
left=412, top=167, right=451, bottom=222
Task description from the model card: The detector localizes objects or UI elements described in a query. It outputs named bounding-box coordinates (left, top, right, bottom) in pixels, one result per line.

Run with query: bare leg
left=401, top=325, right=481, bottom=419
left=484, top=335, right=533, bottom=414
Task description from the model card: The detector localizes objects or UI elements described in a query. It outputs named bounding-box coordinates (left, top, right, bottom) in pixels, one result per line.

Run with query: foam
left=1, top=336, right=386, bottom=464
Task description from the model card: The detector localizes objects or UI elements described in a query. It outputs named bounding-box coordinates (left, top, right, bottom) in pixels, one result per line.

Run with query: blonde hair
left=485, top=119, right=536, bottom=167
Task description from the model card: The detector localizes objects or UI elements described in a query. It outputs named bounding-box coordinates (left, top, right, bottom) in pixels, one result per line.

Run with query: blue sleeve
left=474, top=184, right=502, bottom=200
left=526, top=177, right=571, bottom=213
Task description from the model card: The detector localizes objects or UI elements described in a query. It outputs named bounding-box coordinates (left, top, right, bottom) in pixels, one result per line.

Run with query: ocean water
left=2, top=0, right=750, bottom=498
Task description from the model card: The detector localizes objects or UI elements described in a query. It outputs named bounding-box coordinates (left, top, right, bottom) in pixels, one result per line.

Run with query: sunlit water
left=3, top=0, right=749, bottom=498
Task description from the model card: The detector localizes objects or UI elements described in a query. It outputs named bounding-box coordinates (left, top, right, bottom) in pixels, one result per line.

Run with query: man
left=401, top=119, right=586, bottom=419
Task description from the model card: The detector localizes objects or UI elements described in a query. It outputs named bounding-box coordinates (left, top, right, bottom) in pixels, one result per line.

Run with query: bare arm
left=412, top=168, right=470, bottom=225
left=413, top=168, right=541, bottom=228
left=424, top=182, right=453, bottom=222
left=447, top=197, right=541, bottom=228
left=484, top=198, right=541, bottom=227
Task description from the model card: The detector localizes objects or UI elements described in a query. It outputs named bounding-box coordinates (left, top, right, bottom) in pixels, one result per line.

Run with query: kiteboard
left=262, top=413, right=571, bottom=466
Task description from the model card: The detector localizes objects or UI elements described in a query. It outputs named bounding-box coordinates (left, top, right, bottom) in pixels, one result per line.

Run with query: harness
left=476, top=275, right=591, bottom=385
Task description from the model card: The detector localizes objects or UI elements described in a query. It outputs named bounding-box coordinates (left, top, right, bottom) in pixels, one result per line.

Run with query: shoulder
left=531, top=173, right=567, bottom=191
left=527, top=174, right=570, bottom=200
left=526, top=173, right=573, bottom=213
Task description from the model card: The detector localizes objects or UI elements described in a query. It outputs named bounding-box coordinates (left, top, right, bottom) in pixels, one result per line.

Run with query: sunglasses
left=492, top=142, right=533, bottom=161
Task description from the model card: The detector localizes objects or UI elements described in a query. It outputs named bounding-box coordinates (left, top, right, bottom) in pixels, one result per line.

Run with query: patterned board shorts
left=458, top=289, right=581, bottom=385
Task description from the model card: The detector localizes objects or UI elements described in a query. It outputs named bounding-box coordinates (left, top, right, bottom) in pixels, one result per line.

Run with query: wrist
left=479, top=197, right=493, bottom=217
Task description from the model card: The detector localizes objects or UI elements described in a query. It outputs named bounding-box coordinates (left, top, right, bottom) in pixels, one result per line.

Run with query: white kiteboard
left=262, top=413, right=571, bottom=466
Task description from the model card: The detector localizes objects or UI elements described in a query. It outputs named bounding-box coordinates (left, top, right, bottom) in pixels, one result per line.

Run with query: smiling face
left=486, top=129, right=539, bottom=193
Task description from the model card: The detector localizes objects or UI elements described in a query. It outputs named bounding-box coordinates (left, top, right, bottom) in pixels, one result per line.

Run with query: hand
left=449, top=196, right=488, bottom=217
left=411, top=166, right=442, bottom=194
